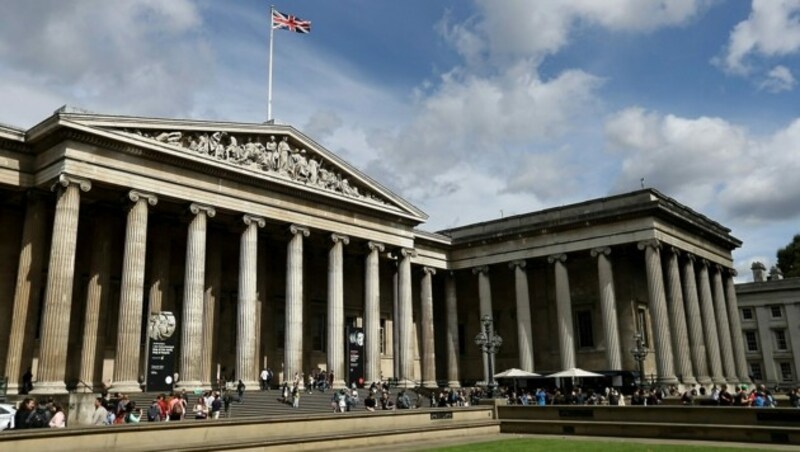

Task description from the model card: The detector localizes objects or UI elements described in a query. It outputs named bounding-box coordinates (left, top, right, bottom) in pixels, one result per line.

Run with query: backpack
left=148, top=405, right=161, bottom=421
left=172, top=401, right=184, bottom=416
left=29, top=409, right=47, bottom=428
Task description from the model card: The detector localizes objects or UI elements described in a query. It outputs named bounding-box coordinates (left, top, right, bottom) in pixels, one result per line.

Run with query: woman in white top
left=49, top=403, right=66, bottom=428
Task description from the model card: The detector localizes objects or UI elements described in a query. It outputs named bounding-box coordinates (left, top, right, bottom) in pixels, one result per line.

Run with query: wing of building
left=0, top=108, right=747, bottom=395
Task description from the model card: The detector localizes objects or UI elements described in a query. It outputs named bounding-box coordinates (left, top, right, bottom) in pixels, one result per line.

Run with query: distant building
left=736, top=263, right=800, bottom=387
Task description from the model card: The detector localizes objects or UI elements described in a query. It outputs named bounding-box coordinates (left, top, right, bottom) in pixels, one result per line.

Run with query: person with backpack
left=147, top=399, right=162, bottom=422
left=211, top=393, right=223, bottom=419
left=168, top=393, right=185, bottom=421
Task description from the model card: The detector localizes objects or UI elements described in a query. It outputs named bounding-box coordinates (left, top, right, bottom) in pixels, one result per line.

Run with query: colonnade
left=1, top=173, right=749, bottom=394
left=1, top=175, right=442, bottom=394
left=458, top=240, right=749, bottom=388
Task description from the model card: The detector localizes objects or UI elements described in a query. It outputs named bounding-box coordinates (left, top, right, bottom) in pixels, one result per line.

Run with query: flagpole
left=267, top=5, right=275, bottom=123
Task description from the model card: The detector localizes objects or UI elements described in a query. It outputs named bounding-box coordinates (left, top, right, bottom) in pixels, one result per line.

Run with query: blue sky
left=2, top=1, right=800, bottom=280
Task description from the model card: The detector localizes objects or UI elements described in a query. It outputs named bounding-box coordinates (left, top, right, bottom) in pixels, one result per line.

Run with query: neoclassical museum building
left=0, top=108, right=750, bottom=395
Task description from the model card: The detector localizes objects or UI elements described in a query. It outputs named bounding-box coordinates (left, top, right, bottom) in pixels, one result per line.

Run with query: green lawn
left=425, top=438, right=767, bottom=451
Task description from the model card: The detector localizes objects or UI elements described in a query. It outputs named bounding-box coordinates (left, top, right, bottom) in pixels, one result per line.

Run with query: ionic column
left=236, top=214, right=265, bottom=388
left=445, top=272, right=460, bottom=388
left=0, top=210, right=21, bottom=377
left=33, top=174, right=92, bottom=394
left=327, top=233, right=349, bottom=389
left=682, top=255, right=711, bottom=385
left=201, top=232, right=222, bottom=387
left=112, top=190, right=158, bottom=392
left=712, top=265, right=738, bottom=384
left=637, top=240, right=678, bottom=385
left=177, top=203, right=215, bottom=389
left=285, top=224, right=309, bottom=385
left=398, top=248, right=415, bottom=386
left=663, top=247, right=696, bottom=384
left=547, top=254, right=575, bottom=370
left=509, top=260, right=534, bottom=372
left=364, top=241, right=384, bottom=384
left=77, top=215, right=113, bottom=391
left=697, top=259, right=725, bottom=385
left=591, top=247, right=622, bottom=371
left=724, top=269, right=750, bottom=383
left=4, top=193, right=47, bottom=394
left=420, top=266, right=437, bottom=388
left=473, top=265, right=493, bottom=383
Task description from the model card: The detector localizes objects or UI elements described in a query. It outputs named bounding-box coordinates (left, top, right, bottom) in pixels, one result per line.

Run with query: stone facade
left=0, top=109, right=745, bottom=394
left=735, top=266, right=800, bottom=387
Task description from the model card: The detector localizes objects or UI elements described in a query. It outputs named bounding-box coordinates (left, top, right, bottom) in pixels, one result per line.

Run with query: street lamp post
left=630, top=332, right=649, bottom=389
left=474, top=315, right=502, bottom=398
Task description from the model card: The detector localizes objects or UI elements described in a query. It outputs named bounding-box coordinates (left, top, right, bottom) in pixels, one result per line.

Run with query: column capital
left=289, top=224, right=310, bottom=237
left=698, top=257, right=710, bottom=268
left=331, top=233, right=350, bottom=245
left=637, top=239, right=661, bottom=251
left=243, top=214, right=266, bottom=228
left=685, top=253, right=697, bottom=263
left=367, top=241, right=385, bottom=253
left=189, top=203, right=216, bottom=218
left=128, top=190, right=158, bottom=206
left=509, top=259, right=526, bottom=270
left=727, top=267, right=738, bottom=277
left=422, top=266, right=437, bottom=276
left=547, top=253, right=567, bottom=264
left=51, top=173, right=91, bottom=193
left=400, top=247, right=417, bottom=259
left=590, top=247, right=611, bottom=258
left=472, top=265, right=489, bottom=275
left=664, top=246, right=682, bottom=257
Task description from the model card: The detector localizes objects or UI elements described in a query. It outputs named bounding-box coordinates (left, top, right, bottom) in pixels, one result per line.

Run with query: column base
left=725, top=376, right=739, bottom=386
left=737, top=375, right=752, bottom=384
left=447, top=380, right=461, bottom=389
left=4, top=382, right=21, bottom=396
left=656, top=376, right=680, bottom=385
left=397, top=379, right=417, bottom=389
left=30, top=380, right=68, bottom=395
left=331, top=379, right=347, bottom=390
left=680, top=375, right=698, bottom=386
left=422, top=380, right=438, bottom=389
left=696, top=376, right=713, bottom=386
left=711, top=376, right=727, bottom=385
left=175, top=380, right=205, bottom=391
left=110, top=381, right=143, bottom=393
left=239, top=380, right=260, bottom=391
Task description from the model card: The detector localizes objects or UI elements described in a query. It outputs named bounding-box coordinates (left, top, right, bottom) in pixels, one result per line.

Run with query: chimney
left=751, top=261, right=767, bottom=282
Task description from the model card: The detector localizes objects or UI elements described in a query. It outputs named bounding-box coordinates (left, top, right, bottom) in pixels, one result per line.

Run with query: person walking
left=237, top=379, right=246, bottom=404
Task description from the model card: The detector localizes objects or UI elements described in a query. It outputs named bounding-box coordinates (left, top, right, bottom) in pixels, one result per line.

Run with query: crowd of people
left=12, top=398, right=66, bottom=429
left=501, top=383, right=800, bottom=408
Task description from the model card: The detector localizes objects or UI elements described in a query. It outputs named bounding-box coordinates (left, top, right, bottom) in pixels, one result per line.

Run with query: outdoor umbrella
left=493, top=368, right=541, bottom=393
left=546, top=367, right=604, bottom=387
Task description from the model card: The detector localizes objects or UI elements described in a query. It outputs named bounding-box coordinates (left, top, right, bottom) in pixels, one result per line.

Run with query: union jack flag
left=272, top=10, right=311, bottom=34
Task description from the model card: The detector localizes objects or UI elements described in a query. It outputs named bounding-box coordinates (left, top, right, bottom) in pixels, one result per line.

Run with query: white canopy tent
left=493, top=368, right=542, bottom=393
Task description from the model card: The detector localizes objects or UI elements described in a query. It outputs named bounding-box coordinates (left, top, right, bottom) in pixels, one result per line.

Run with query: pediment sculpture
left=120, top=129, right=390, bottom=207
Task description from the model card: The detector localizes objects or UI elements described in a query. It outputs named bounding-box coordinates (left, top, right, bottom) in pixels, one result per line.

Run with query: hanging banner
left=146, top=311, right=178, bottom=392
left=347, top=326, right=365, bottom=388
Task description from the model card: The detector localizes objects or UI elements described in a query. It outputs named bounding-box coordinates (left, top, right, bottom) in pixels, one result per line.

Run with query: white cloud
left=719, top=0, right=800, bottom=75
left=444, top=0, right=709, bottom=65
left=605, top=107, right=800, bottom=222
left=759, top=65, right=797, bottom=92
left=0, top=0, right=210, bottom=125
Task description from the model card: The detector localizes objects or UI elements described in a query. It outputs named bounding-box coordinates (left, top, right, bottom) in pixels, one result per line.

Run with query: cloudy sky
left=2, top=0, right=800, bottom=280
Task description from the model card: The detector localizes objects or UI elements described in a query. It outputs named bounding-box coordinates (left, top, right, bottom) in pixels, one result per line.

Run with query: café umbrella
left=493, top=368, right=541, bottom=393
left=546, top=367, right=604, bottom=387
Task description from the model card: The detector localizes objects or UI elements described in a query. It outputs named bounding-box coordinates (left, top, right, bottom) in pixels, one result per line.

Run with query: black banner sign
left=347, top=326, right=365, bottom=388
left=146, top=311, right=178, bottom=392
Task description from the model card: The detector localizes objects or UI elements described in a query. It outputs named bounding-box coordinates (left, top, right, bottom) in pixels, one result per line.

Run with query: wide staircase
left=125, top=386, right=401, bottom=420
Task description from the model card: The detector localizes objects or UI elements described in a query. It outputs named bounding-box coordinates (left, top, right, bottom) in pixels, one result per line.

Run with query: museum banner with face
left=347, top=326, right=365, bottom=388
left=147, top=311, right=178, bottom=392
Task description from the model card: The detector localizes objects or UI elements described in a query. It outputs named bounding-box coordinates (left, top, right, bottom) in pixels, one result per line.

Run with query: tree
left=777, top=234, right=800, bottom=278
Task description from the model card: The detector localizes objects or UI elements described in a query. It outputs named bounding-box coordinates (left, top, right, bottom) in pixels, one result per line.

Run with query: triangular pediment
left=58, top=113, right=427, bottom=221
